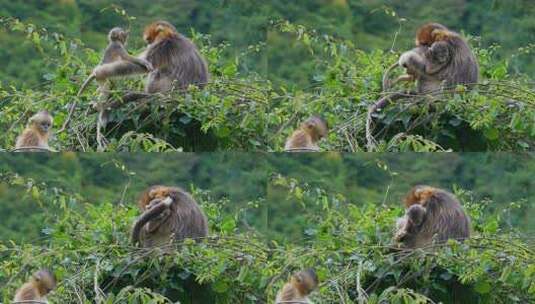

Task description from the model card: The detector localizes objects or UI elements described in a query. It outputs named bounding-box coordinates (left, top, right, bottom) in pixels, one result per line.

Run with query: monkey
left=13, top=269, right=56, bottom=303
left=77, top=27, right=153, bottom=98
left=14, top=111, right=54, bottom=152
left=394, top=23, right=479, bottom=93
left=276, top=269, right=319, bottom=304
left=393, top=203, right=427, bottom=244
left=393, top=185, right=471, bottom=249
left=61, top=27, right=154, bottom=138
left=284, top=116, right=328, bottom=152
left=131, top=185, right=209, bottom=248
left=93, top=20, right=209, bottom=96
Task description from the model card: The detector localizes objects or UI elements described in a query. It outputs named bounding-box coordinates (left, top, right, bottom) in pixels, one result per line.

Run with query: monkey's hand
left=140, top=59, right=154, bottom=72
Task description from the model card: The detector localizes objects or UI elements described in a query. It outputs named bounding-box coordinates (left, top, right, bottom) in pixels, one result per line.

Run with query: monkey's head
left=138, top=185, right=183, bottom=211
left=143, top=21, right=178, bottom=44
left=29, top=110, right=53, bottom=135
left=108, top=27, right=128, bottom=44
left=302, top=116, right=328, bottom=141
left=32, top=269, right=56, bottom=296
left=415, top=23, right=453, bottom=47
left=290, top=268, right=319, bottom=296
left=403, top=185, right=438, bottom=208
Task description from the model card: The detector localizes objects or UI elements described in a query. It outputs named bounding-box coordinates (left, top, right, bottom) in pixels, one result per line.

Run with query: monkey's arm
left=424, top=41, right=452, bottom=74
left=399, top=43, right=450, bottom=77
left=131, top=197, right=173, bottom=245
left=120, top=52, right=154, bottom=72
left=93, top=60, right=148, bottom=82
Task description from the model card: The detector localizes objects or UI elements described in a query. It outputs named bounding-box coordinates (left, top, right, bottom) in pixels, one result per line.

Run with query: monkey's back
left=146, top=34, right=209, bottom=92
left=14, top=283, right=41, bottom=301
left=422, top=190, right=471, bottom=243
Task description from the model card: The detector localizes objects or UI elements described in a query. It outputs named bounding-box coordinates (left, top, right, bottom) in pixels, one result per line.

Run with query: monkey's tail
left=131, top=198, right=172, bottom=246
left=77, top=74, right=96, bottom=97
left=382, top=62, right=400, bottom=91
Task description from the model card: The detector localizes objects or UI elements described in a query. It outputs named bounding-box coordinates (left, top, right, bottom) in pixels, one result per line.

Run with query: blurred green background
left=0, top=153, right=533, bottom=243
left=1, top=0, right=534, bottom=87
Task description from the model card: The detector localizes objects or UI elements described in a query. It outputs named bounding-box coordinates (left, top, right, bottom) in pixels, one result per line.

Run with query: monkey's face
left=34, top=270, right=56, bottom=294
left=304, top=116, right=328, bottom=139
left=291, top=269, right=319, bottom=295
left=30, top=111, right=53, bottom=134
left=143, top=21, right=177, bottom=44
left=109, top=27, right=128, bottom=44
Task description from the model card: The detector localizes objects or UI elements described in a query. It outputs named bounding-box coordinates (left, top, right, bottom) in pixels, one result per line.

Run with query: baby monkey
left=78, top=27, right=153, bottom=97
left=393, top=204, right=427, bottom=244
left=13, top=269, right=56, bottom=303
left=14, top=110, right=54, bottom=152
left=284, top=116, right=328, bottom=152
left=276, top=268, right=319, bottom=304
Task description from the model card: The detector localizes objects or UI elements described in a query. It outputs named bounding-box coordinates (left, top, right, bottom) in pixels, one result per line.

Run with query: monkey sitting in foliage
left=284, top=116, right=328, bottom=152
left=13, top=269, right=56, bottom=303
left=14, top=110, right=54, bottom=152
left=131, top=185, right=209, bottom=248
left=276, top=268, right=319, bottom=304
left=394, top=185, right=471, bottom=249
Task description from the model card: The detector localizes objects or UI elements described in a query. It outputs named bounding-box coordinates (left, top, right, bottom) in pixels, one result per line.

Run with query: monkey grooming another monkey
left=93, top=20, right=209, bottom=96
left=13, top=269, right=56, bottom=303
left=276, top=269, right=319, bottom=304
left=131, top=185, right=209, bottom=248
left=14, top=110, right=54, bottom=152
left=384, top=23, right=479, bottom=94
left=284, top=116, right=328, bottom=152
left=393, top=185, right=471, bottom=249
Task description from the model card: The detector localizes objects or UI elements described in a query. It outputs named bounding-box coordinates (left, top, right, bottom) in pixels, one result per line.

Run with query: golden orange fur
left=15, top=111, right=53, bottom=150
left=284, top=116, right=328, bottom=151
left=143, top=21, right=179, bottom=44
left=13, top=269, right=56, bottom=303
left=403, top=185, right=437, bottom=208
left=276, top=269, right=318, bottom=303
left=415, top=23, right=455, bottom=46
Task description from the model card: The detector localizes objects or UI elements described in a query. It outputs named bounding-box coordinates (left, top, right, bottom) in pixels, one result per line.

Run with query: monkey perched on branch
left=93, top=20, right=209, bottom=96
left=393, top=185, right=471, bottom=249
left=14, top=111, right=54, bottom=152
left=367, top=23, right=479, bottom=150
left=131, top=185, right=209, bottom=248
left=13, top=269, right=56, bottom=303
left=284, top=116, right=328, bottom=152
left=276, top=269, right=319, bottom=304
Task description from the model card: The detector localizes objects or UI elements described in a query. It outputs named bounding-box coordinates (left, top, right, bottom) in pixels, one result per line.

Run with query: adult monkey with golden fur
left=367, top=23, right=479, bottom=150
left=276, top=269, right=319, bottom=304
left=131, top=185, right=209, bottom=248
left=13, top=269, right=56, bottom=303
left=14, top=110, right=55, bottom=152
left=393, top=185, right=471, bottom=249
left=386, top=23, right=479, bottom=93
left=93, top=20, right=209, bottom=97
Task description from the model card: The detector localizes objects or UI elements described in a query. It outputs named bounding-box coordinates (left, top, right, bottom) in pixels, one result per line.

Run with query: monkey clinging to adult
left=13, top=269, right=56, bottom=303
left=393, top=185, right=471, bottom=249
left=131, top=185, right=209, bottom=248
left=14, top=110, right=54, bottom=152
left=284, top=116, right=328, bottom=152
left=385, top=22, right=479, bottom=93
left=77, top=27, right=154, bottom=98
left=276, top=268, right=319, bottom=304
left=93, top=20, right=209, bottom=95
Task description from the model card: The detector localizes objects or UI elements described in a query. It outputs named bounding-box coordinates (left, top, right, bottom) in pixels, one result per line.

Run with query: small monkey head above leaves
left=303, top=116, right=328, bottom=141
left=108, top=27, right=128, bottom=44
left=29, top=110, right=53, bottom=135
left=33, top=269, right=57, bottom=294
left=291, top=268, right=319, bottom=295
left=143, top=21, right=178, bottom=44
